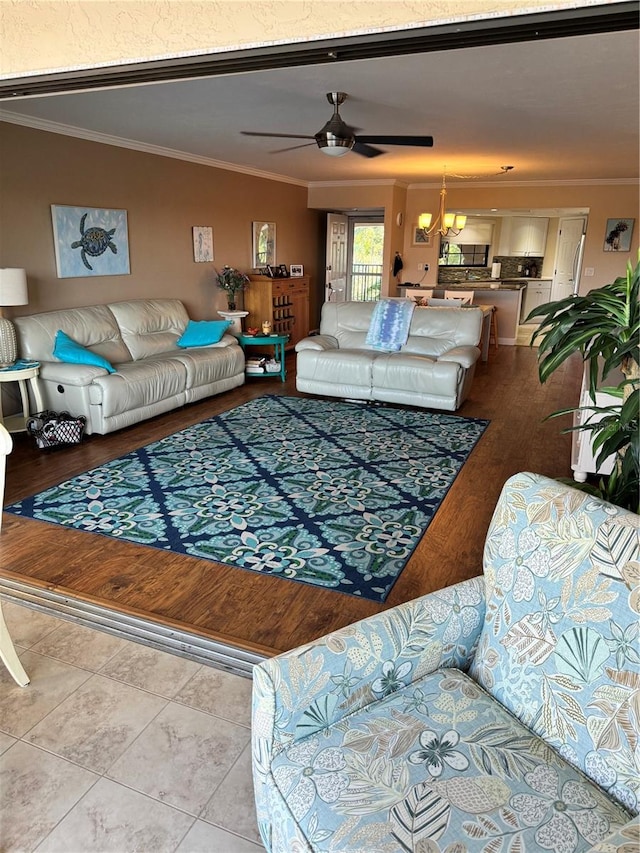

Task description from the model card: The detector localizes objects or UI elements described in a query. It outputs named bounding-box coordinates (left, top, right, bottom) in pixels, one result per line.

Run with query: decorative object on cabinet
left=215, top=265, right=249, bottom=310
left=603, top=218, right=634, bottom=252
left=529, top=254, right=639, bottom=511
left=246, top=274, right=310, bottom=349
left=192, top=226, right=214, bottom=262
left=51, top=205, right=130, bottom=277
left=290, top=264, right=303, bottom=277
left=252, top=221, right=276, bottom=267
left=0, top=268, right=28, bottom=367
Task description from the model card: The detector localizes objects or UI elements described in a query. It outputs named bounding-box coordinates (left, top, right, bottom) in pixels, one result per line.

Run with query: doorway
left=325, top=213, right=384, bottom=302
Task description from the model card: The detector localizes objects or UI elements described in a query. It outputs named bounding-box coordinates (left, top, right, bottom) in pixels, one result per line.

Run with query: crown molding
left=0, top=110, right=309, bottom=188
left=408, top=177, right=640, bottom=189
left=308, top=179, right=408, bottom=189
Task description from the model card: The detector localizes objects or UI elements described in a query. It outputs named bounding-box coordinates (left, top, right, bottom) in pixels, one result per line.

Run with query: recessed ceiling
left=1, top=28, right=638, bottom=186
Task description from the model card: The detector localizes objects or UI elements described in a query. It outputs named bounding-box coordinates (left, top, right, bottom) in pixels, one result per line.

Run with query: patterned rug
left=6, top=396, right=489, bottom=601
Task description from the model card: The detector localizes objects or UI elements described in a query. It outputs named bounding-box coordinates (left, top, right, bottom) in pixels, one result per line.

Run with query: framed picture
left=252, top=221, right=276, bottom=267
left=278, top=264, right=289, bottom=278
left=192, top=226, right=213, bottom=262
left=290, top=264, right=304, bottom=277
left=603, top=218, right=635, bottom=252
left=51, top=205, right=130, bottom=278
left=412, top=226, right=432, bottom=247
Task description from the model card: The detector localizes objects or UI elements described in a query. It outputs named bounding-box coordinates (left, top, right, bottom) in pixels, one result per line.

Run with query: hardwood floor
left=0, top=344, right=582, bottom=658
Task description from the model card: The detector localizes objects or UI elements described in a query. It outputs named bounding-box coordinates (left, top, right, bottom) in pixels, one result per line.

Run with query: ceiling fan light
left=319, top=145, right=351, bottom=157
left=418, top=212, right=432, bottom=229
left=454, top=214, right=467, bottom=229
left=316, top=132, right=353, bottom=157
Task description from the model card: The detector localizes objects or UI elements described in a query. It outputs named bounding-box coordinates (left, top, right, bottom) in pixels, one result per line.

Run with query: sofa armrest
left=252, top=576, right=485, bottom=767
left=438, top=345, right=481, bottom=369
left=295, top=334, right=339, bottom=352
left=39, top=361, right=111, bottom=386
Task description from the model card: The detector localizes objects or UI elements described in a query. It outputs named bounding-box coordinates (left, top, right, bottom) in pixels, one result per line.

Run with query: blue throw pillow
left=53, top=330, right=116, bottom=373
left=177, top=320, right=231, bottom=348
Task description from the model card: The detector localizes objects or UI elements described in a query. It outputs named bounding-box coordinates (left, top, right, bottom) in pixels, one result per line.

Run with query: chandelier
left=418, top=166, right=514, bottom=238
left=418, top=173, right=467, bottom=238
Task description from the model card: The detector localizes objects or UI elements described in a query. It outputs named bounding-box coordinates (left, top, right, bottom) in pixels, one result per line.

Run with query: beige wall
left=0, top=122, right=322, bottom=321
left=0, top=1, right=598, bottom=77
left=402, top=182, right=640, bottom=291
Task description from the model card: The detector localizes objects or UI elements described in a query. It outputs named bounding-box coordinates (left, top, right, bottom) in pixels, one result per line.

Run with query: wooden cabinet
left=497, top=217, right=549, bottom=256
left=245, top=275, right=310, bottom=349
left=521, top=279, right=552, bottom=322
left=508, top=217, right=549, bottom=256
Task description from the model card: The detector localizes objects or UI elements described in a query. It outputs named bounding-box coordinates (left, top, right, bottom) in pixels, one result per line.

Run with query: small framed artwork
left=412, top=226, right=432, bottom=247
left=252, top=221, right=276, bottom=267
left=603, top=218, right=635, bottom=252
left=278, top=264, right=289, bottom=278
left=51, top=204, right=130, bottom=278
left=290, top=264, right=304, bottom=277
left=192, top=226, right=214, bottom=262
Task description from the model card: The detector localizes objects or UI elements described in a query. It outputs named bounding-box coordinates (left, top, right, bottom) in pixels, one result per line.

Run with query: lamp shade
left=0, top=269, right=28, bottom=306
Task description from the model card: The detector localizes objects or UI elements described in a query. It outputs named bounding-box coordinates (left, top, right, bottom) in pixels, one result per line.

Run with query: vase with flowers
left=216, top=265, right=249, bottom=310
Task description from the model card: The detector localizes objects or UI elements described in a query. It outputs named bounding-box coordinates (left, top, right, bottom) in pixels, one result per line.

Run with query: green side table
left=237, top=333, right=288, bottom=383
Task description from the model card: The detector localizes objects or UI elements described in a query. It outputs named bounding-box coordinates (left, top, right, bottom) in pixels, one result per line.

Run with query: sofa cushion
left=88, top=356, right=187, bottom=417
left=14, top=304, right=132, bottom=364
left=268, top=668, right=630, bottom=853
left=470, top=472, right=640, bottom=814
left=53, top=330, right=116, bottom=373
left=108, top=298, right=189, bottom=360
left=176, top=319, right=231, bottom=347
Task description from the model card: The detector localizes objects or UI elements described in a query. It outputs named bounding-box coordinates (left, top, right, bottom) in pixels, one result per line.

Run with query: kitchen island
left=398, top=280, right=527, bottom=345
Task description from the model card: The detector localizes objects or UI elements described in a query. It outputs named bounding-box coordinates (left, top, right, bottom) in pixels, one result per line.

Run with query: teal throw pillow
left=53, top=330, right=116, bottom=373
left=177, top=320, right=231, bottom=348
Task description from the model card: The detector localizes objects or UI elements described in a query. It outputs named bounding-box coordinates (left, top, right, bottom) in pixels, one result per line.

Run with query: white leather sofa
left=295, top=301, right=483, bottom=410
left=14, top=299, right=245, bottom=435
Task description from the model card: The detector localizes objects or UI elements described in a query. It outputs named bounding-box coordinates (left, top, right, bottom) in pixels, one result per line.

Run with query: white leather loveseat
left=295, top=301, right=483, bottom=410
left=14, top=299, right=245, bottom=435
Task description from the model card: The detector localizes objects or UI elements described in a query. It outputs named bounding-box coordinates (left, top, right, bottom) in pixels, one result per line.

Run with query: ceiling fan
left=241, top=92, right=434, bottom=158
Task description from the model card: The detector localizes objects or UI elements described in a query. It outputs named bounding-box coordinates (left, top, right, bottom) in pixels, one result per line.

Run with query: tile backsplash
left=437, top=255, right=544, bottom=283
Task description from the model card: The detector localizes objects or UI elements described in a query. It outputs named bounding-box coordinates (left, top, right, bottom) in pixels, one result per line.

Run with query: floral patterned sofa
left=252, top=472, right=639, bottom=853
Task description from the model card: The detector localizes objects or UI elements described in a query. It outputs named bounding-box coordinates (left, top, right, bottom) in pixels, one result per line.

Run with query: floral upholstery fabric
left=469, top=473, right=640, bottom=814
left=252, top=472, right=640, bottom=852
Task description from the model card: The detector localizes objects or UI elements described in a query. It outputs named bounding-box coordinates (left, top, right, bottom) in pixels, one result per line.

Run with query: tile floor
left=0, top=599, right=265, bottom=852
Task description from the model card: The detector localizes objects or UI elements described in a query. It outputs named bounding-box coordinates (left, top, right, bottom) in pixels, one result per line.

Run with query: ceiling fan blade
left=354, top=135, right=434, bottom=148
left=271, top=142, right=317, bottom=154
left=241, top=131, right=315, bottom=140
left=352, top=141, right=384, bottom=158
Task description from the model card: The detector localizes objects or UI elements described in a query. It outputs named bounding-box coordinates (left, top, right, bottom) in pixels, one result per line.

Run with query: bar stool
left=489, top=307, right=499, bottom=349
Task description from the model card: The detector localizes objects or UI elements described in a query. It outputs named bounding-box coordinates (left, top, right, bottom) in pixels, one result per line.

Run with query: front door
left=551, top=216, right=586, bottom=301
left=325, top=213, right=348, bottom=302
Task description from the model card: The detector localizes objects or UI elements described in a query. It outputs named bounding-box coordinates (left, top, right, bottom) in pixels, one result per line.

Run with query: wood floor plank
left=1, top=345, right=581, bottom=656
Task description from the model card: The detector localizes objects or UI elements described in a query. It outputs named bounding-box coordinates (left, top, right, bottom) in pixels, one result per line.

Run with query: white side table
left=0, top=361, right=44, bottom=433
left=218, top=310, right=249, bottom=337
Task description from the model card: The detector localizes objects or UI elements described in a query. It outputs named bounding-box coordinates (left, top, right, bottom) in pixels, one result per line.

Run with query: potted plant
left=527, top=255, right=639, bottom=511
left=216, top=265, right=249, bottom=310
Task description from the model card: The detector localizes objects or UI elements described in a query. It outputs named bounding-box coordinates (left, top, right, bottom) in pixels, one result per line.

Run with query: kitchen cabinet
left=521, top=279, right=552, bottom=322
left=246, top=275, right=310, bottom=349
left=498, top=217, right=549, bottom=256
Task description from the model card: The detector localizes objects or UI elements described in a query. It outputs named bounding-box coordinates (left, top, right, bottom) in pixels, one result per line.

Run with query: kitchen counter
left=398, top=282, right=530, bottom=345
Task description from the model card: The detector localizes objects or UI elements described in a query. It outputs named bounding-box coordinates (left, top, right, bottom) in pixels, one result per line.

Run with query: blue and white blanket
left=365, top=298, right=416, bottom=351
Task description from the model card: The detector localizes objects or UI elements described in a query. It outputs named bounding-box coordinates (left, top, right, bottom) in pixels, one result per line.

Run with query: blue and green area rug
left=7, top=396, right=489, bottom=601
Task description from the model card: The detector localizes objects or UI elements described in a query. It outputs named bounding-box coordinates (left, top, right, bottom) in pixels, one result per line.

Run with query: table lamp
left=0, top=269, right=28, bottom=367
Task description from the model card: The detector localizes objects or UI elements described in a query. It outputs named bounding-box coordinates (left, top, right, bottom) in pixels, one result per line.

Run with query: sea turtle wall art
left=51, top=205, right=130, bottom=278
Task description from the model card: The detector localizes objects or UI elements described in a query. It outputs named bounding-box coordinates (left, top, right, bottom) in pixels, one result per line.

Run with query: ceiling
left=1, top=27, right=638, bottom=187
